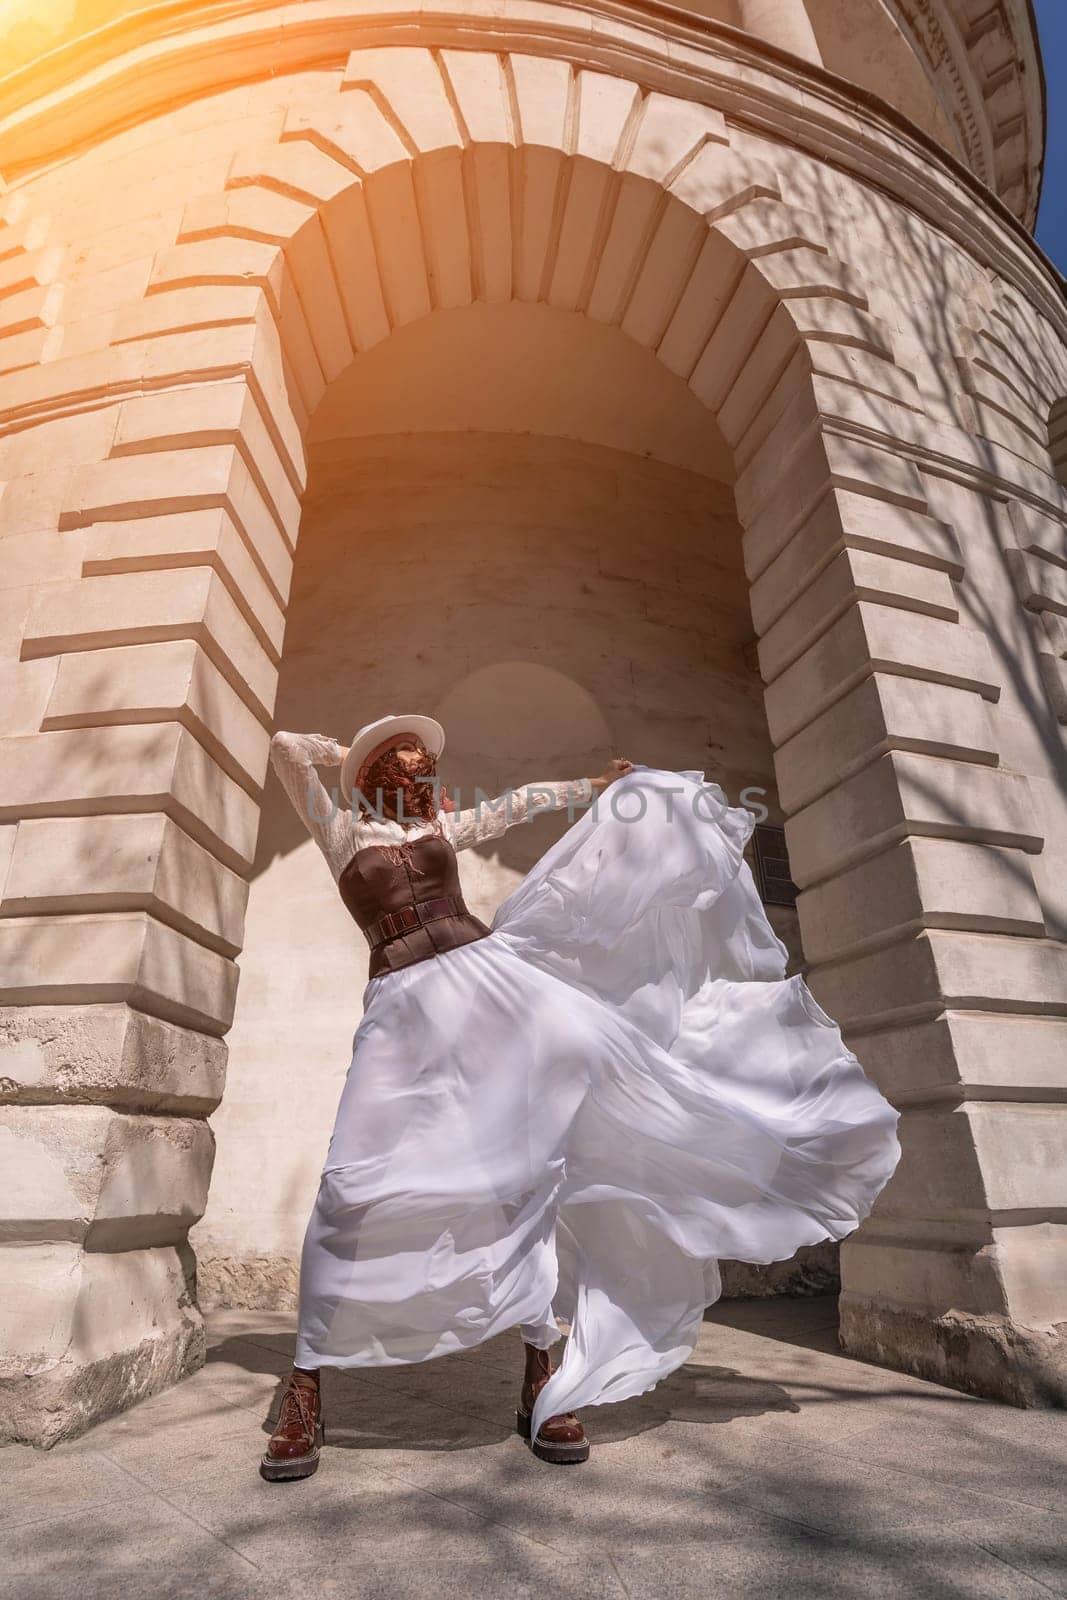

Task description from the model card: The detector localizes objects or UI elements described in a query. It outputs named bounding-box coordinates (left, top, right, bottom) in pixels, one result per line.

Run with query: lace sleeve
left=269, top=730, right=355, bottom=880
left=443, top=777, right=594, bottom=853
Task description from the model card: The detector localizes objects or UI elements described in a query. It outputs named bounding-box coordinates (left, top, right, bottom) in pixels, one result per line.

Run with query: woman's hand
left=590, top=757, right=634, bottom=793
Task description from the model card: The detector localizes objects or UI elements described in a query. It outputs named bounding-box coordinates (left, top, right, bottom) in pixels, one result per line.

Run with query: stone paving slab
left=2, top=1295, right=1065, bottom=1600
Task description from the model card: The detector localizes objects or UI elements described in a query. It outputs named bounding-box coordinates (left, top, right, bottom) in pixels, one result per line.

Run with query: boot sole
left=259, top=1420, right=324, bottom=1482
left=516, top=1407, right=590, bottom=1465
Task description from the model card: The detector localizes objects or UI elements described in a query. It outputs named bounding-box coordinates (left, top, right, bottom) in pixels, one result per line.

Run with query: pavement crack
left=961, top=1533, right=1063, bottom=1598
left=96, top=1448, right=264, bottom=1573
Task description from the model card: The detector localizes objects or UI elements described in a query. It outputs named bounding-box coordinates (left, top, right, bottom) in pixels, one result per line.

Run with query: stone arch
left=12, top=51, right=928, bottom=1018
left=27, top=52, right=923, bottom=808
left=6, top=45, right=1062, bottom=1441
left=71, top=51, right=896, bottom=496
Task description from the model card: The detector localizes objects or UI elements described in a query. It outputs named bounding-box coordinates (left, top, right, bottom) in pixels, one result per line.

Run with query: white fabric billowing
left=293, top=766, right=902, bottom=1442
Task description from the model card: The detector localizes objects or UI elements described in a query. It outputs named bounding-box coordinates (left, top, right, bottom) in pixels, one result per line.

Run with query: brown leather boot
left=260, top=1371, right=324, bottom=1482
left=516, top=1342, right=590, bottom=1465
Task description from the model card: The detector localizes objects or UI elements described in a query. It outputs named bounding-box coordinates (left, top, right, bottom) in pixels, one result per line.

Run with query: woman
left=261, top=714, right=901, bottom=1481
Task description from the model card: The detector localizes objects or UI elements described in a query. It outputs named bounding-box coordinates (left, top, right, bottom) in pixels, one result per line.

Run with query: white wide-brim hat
left=340, top=714, right=446, bottom=806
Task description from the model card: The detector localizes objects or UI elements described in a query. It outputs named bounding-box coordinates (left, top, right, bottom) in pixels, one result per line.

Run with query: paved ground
left=4, top=1294, right=1066, bottom=1600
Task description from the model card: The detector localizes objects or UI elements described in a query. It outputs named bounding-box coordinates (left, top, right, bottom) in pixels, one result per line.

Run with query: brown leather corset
left=338, top=833, right=491, bottom=978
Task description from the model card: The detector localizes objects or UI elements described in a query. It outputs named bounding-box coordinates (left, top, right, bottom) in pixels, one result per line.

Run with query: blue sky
left=1035, top=0, right=1066, bottom=271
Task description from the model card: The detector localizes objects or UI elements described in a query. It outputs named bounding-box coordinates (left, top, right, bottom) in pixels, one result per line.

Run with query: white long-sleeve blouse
left=269, top=731, right=596, bottom=884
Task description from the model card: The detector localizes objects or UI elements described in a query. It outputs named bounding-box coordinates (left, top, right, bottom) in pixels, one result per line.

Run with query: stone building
left=1, top=0, right=1065, bottom=1448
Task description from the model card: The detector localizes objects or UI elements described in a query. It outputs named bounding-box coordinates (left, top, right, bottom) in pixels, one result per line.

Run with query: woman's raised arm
left=269, top=730, right=354, bottom=877
left=443, top=776, right=595, bottom=853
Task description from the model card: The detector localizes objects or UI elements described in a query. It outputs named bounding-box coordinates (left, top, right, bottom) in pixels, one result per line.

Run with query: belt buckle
left=376, top=899, right=454, bottom=947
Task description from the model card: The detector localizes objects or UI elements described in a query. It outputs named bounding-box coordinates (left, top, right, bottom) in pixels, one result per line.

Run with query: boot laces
left=277, top=1376, right=317, bottom=1435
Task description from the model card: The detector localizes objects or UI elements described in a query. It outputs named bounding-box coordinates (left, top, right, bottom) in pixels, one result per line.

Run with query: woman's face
left=390, top=736, right=430, bottom=773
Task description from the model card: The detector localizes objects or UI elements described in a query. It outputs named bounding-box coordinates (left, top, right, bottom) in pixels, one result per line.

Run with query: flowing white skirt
left=294, top=767, right=901, bottom=1442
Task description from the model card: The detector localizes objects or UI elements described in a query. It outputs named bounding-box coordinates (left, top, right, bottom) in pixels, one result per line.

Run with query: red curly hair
left=357, top=738, right=454, bottom=872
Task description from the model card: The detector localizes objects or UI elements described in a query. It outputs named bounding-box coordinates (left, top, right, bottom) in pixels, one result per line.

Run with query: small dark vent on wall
left=1051, top=399, right=1067, bottom=487
left=752, top=825, right=798, bottom=908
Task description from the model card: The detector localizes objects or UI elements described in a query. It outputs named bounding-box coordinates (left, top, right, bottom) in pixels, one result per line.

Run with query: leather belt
left=367, top=895, right=466, bottom=948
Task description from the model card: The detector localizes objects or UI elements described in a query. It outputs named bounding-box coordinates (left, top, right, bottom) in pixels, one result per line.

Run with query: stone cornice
left=881, top=0, right=1044, bottom=230
left=0, top=0, right=1046, bottom=223
left=0, top=0, right=1061, bottom=337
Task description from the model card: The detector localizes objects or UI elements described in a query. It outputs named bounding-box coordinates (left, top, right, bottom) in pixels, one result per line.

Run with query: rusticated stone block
left=758, top=547, right=958, bottom=682
left=0, top=911, right=238, bottom=1034
left=229, top=151, right=357, bottom=382
left=43, top=637, right=270, bottom=793
left=111, top=383, right=302, bottom=541
left=343, top=47, right=463, bottom=156
left=23, top=565, right=278, bottom=723
left=278, top=102, right=430, bottom=330
left=60, top=444, right=294, bottom=597
left=809, top=927, right=1067, bottom=1032
left=626, top=91, right=728, bottom=180
left=1007, top=548, right=1067, bottom=616
left=875, top=1102, right=1067, bottom=1220
left=2, top=812, right=249, bottom=953
left=798, top=834, right=1044, bottom=963
left=0, top=723, right=259, bottom=872
left=764, top=604, right=999, bottom=745
left=739, top=430, right=928, bottom=571
left=775, top=675, right=997, bottom=813
left=750, top=489, right=962, bottom=635
left=1037, top=653, right=1067, bottom=722
left=786, top=750, right=1042, bottom=886
left=846, top=1011, right=1067, bottom=1101
left=79, top=507, right=286, bottom=658
left=0, top=1103, right=214, bottom=1249
left=0, top=1241, right=204, bottom=1447
left=1008, top=500, right=1067, bottom=568
left=0, top=1002, right=226, bottom=1113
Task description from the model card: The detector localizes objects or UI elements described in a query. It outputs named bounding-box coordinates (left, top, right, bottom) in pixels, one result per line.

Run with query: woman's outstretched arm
left=269, top=730, right=354, bottom=878
left=444, top=760, right=632, bottom=852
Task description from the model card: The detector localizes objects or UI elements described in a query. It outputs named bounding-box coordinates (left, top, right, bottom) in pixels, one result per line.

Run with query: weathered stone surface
left=0, top=1104, right=214, bottom=1248
left=3, top=811, right=249, bottom=952
left=798, top=835, right=1044, bottom=963
left=845, top=1010, right=1067, bottom=1102
left=810, top=927, right=1067, bottom=1032
left=0, top=723, right=260, bottom=873
left=195, top=1234, right=840, bottom=1313
left=0, top=1003, right=226, bottom=1113
left=764, top=605, right=1000, bottom=745
left=786, top=751, right=1042, bottom=885
left=0, top=1242, right=204, bottom=1447
left=42, top=637, right=270, bottom=794
left=775, top=675, right=997, bottom=813
left=0, top=911, right=238, bottom=1034
left=839, top=1285, right=1067, bottom=1407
